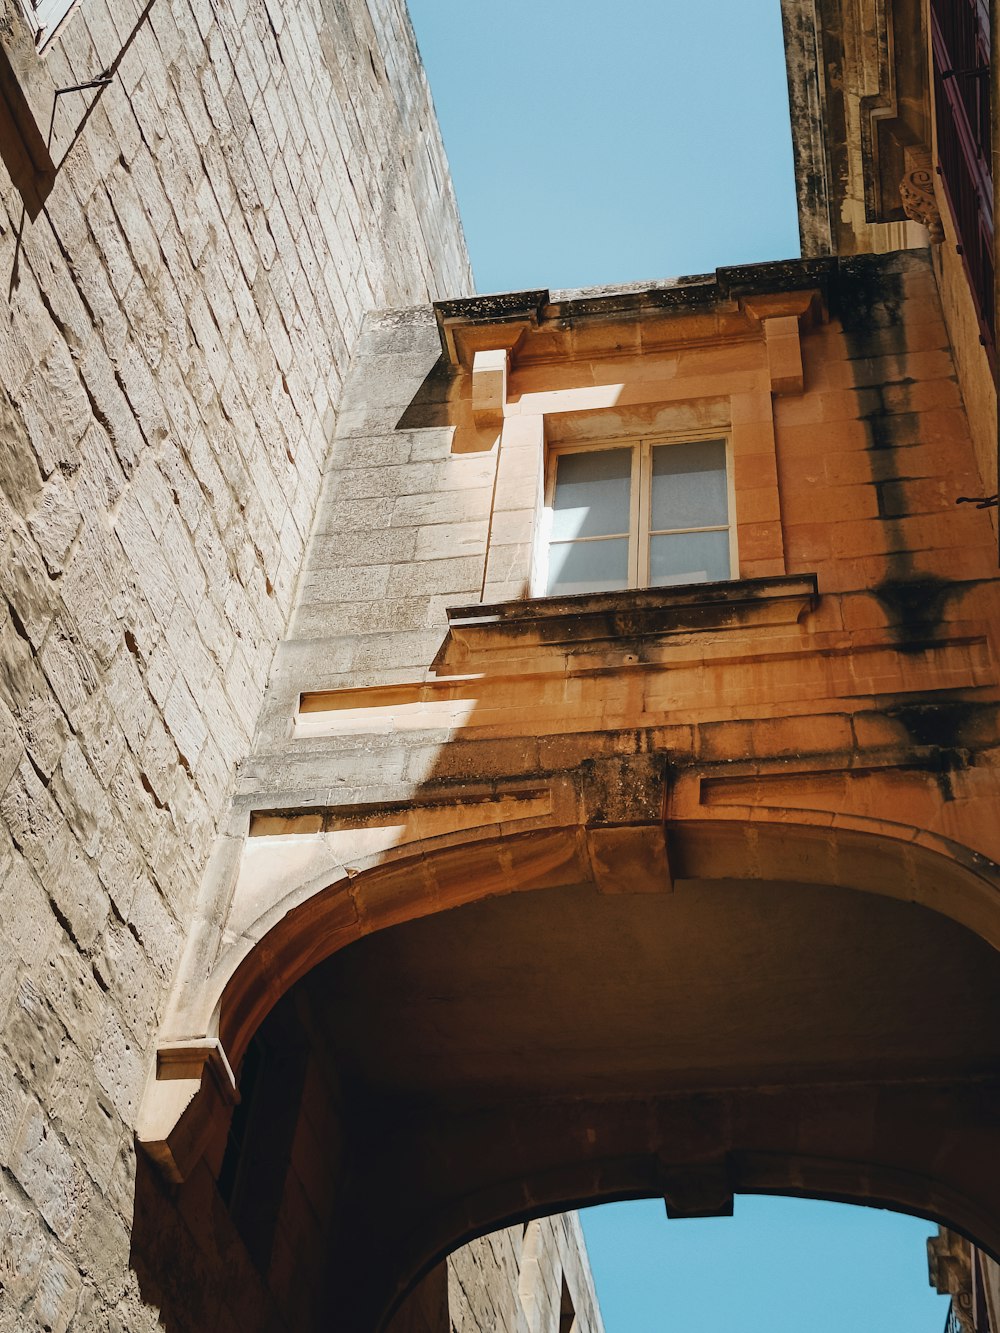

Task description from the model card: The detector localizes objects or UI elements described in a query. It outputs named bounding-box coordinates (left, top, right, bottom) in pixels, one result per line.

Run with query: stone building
left=782, top=0, right=996, bottom=505
left=1, top=0, right=999, bottom=1331
left=0, top=0, right=606, bottom=1326
left=782, top=0, right=998, bottom=1325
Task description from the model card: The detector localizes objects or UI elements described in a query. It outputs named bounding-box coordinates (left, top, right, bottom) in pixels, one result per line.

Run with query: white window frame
left=19, top=0, right=77, bottom=46
left=537, top=432, right=738, bottom=596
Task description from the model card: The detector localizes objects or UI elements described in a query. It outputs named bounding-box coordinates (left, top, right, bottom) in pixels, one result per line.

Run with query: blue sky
left=405, top=4, right=950, bottom=1330
left=580, top=1197, right=946, bottom=1332
left=408, top=0, right=801, bottom=294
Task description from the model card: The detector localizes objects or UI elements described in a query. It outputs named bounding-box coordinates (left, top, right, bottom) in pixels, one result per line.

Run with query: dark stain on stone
left=884, top=699, right=980, bottom=752
left=870, top=573, right=954, bottom=641
left=837, top=253, right=971, bottom=788
left=881, top=698, right=991, bottom=796
left=837, top=255, right=961, bottom=663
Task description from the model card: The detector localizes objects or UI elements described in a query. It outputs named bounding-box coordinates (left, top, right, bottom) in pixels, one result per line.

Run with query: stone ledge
left=433, top=259, right=841, bottom=366
left=446, top=574, right=819, bottom=648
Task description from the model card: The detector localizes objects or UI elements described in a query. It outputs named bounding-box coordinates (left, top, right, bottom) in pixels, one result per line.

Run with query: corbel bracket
left=900, top=145, right=944, bottom=243
left=433, top=289, right=548, bottom=369
left=472, top=348, right=508, bottom=428
left=136, top=1037, right=238, bottom=1183
left=741, top=289, right=824, bottom=396
left=660, top=1157, right=735, bottom=1219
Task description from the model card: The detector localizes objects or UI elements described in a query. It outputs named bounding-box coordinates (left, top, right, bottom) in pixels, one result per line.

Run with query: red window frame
left=931, top=0, right=995, bottom=376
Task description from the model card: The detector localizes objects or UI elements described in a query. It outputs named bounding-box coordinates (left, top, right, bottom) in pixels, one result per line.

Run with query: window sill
left=446, top=574, right=819, bottom=651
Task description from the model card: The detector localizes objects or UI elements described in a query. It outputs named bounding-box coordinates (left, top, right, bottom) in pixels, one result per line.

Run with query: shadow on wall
left=129, top=994, right=338, bottom=1333
left=130, top=1153, right=273, bottom=1333
left=1, top=0, right=157, bottom=230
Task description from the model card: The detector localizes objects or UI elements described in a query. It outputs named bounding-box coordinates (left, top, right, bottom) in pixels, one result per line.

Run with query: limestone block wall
left=0, top=0, right=470, bottom=1323
left=390, top=1216, right=604, bottom=1333
left=449, top=1215, right=603, bottom=1333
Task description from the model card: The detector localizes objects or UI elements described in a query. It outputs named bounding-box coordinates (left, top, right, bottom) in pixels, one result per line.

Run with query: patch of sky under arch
left=580, top=1197, right=947, bottom=1333
left=407, top=0, right=802, bottom=295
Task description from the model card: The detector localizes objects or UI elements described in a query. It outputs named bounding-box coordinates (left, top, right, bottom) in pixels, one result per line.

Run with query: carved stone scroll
left=900, top=150, right=944, bottom=242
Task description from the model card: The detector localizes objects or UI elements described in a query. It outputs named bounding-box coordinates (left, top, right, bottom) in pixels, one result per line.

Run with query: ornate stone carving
left=900, top=156, right=945, bottom=242
left=928, top=1228, right=976, bottom=1332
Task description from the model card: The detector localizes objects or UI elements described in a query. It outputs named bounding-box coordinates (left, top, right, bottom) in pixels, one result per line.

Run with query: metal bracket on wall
left=53, top=70, right=113, bottom=98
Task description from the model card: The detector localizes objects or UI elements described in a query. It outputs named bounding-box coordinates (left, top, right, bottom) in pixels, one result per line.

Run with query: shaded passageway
left=204, top=832, right=1000, bottom=1329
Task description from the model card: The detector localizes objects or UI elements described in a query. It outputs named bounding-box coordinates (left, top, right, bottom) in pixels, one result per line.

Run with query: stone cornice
left=433, top=258, right=838, bottom=368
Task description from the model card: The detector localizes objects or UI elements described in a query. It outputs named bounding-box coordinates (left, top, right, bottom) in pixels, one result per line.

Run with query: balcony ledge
left=446, top=573, right=819, bottom=650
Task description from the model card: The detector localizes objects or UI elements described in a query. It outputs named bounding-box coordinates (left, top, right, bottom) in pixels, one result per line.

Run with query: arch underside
left=260, top=865, right=1000, bottom=1330
left=213, top=815, right=1000, bottom=1072
left=138, top=815, right=1000, bottom=1329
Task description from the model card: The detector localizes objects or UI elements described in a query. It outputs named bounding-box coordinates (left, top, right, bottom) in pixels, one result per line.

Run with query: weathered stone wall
left=929, top=190, right=998, bottom=510
left=781, top=0, right=997, bottom=510
left=391, top=1216, right=604, bottom=1333
left=449, top=1215, right=603, bottom=1333
left=0, top=0, right=470, bottom=1323
left=780, top=0, right=930, bottom=260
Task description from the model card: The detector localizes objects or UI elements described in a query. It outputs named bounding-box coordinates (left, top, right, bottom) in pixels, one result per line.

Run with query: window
left=930, top=0, right=994, bottom=369
left=542, top=436, right=734, bottom=597
left=18, top=0, right=76, bottom=45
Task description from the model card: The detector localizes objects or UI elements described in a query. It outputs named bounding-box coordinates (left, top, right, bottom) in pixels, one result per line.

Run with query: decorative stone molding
left=928, top=1228, right=976, bottom=1332
left=446, top=575, right=820, bottom=652
left=900, top=152, right=944, bottom=242
left=781, top=0, right=931, bottom=253
left=433, top=262, right=837, bottom=371
left=137, top=1039, right=239, bottom=1184
left=435, top=290, right=546, bottom=368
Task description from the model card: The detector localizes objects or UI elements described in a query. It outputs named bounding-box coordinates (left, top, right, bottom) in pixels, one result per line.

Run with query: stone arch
left=219, top=808, right=1000, bottom=1065
left=138, top=811, right=1000, bottom=1184
left=137, top=812, right=1000, bottom=1330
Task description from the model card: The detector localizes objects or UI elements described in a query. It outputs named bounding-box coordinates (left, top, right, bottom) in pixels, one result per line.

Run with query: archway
left=191, top=831, right=1000, bottom=1331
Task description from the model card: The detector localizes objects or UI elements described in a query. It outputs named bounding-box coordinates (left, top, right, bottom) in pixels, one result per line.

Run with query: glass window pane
left=649, top=530, right=731, bottom=586
left=30, top=0, right=71, bottom=32
left=547, top=539, right=629, bottom=595
left=650, top=440, right=728, bottom=532
left=550, top=449, right=632, bottom=541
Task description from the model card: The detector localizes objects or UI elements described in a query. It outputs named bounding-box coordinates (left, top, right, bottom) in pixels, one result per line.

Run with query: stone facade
left=781, top=0, right=997, bottom=501
left=3, top=0, right=1000, bottom=1329
left=929, top=1228, right=1000, bottom=1333
left=137, top=248, right=1000, bottom=1329
left=0, top=0, right=476, bottom=1326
